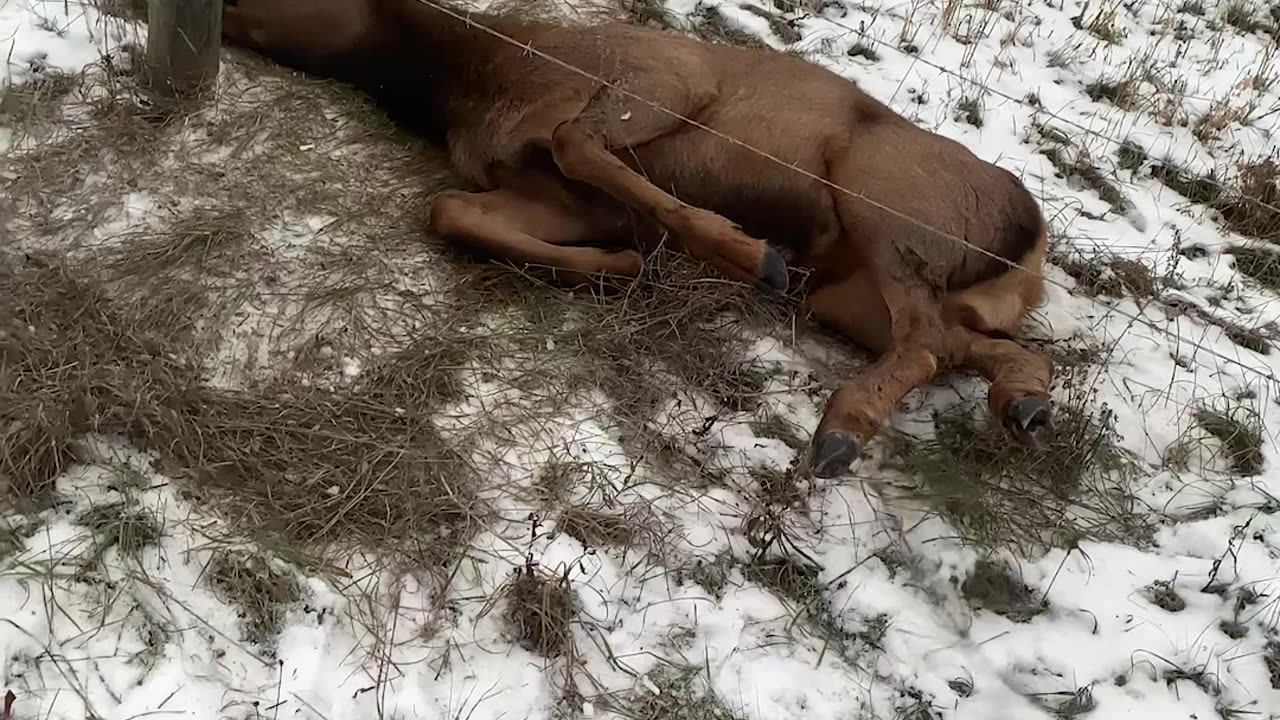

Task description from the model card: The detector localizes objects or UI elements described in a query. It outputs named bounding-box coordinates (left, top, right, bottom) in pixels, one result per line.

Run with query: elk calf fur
left=222, top=0, right=1056, bottom=478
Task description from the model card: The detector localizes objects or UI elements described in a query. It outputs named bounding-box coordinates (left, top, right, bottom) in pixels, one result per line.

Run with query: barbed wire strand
left=412, top=0, right=1280, bottom=388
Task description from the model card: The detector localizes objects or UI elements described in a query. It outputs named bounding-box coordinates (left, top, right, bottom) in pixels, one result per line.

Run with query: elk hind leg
left=955, top=329, right=1055, bottom=447
left=804, top=271, right=945, bottom=478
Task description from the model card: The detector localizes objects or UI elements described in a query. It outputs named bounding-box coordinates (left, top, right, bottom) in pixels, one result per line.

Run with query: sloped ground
left=3, top=0, right=1280, bottom=719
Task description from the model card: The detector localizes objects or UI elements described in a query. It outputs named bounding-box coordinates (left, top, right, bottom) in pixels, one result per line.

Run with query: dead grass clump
left=0, top=257, right=150, bottom=500
left=555, top=504, right=657, bottom=550
left=1035, top=130, right=1134, bottom=217
left=603, top=664, right=742, bottom=720
left=1141, top=578, right=1187, bottom=612
left=955, top=96, right=984, bottom=127
left=679, top=552, right=737, bottom=598
left=0, top=256, right=485, bottom=571
left=1116, top=141, right=1148, bottom=172
left=961, top=559, right=1047, bottom=621
left=688, top=4, right=769, bottom=48
left=498, top=561, right=576, bottom=658
left=1085, top=78, right=1140, bottom=111
left=739, top=4, right=803, bottom=44
left=895, top=688, right=942, bottom=720
left=888, top=386, right=1151, bottom=554
left=0, top=69, right=84, bottom=128
left=1265, top=640, right=1280, bottom=688
left=0, top=519, right=38, bottom=561
left=1073, top=1, right=1128, bottom=43
left=1221, top=0, right=1269, bottom=33
left=78, top=502, right=163, bottom=562
left=742, top=553, right=862, bottom=657
left=458, top=245, right=790, bottom=428
left=1051, top=251, right=1161, bottom=299
left=621, top=0, right=676, bottom=27
left=1194, top=401, right=1265, bottom=476
left=1151, top=162, right=1225, bottom=205
left=205, top=549, right=302, bottom=650
left=1033, top=686, right=1096, bottom=719
left=1216, top=158, right=1280, bottom=241
left=1228, top=244, right=1280, bottom=291
left=1152, top=158, right=1280, bottom=243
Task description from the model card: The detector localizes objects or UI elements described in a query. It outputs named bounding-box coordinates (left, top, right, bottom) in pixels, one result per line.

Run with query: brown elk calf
left=221, top=0, right=1055, bottom=478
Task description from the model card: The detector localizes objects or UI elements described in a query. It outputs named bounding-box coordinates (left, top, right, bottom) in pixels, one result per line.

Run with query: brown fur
left=220, top=0, right=1056, bottom=477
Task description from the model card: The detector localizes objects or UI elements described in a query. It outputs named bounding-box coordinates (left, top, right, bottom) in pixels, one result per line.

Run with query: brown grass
left=886, top=378, right=1152, bottom=554
left=495, top=560, right=577, bottom=658
left=1, top=255, right=485, bottom=573
left=204, top=549, right=303, bottom=651
left=962, top=559, right=1047, bottom=621
left=1051, top=251, right=1162, bottom=299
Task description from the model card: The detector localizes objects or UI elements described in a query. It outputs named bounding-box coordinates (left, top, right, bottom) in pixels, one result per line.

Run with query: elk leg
left=548, top=121, right=788, bottom=293
left=804, top=273, right=948, bottom=478
left=955, top=330, right=1055, bottom=447
left=429, top=187, right=642, bottom=287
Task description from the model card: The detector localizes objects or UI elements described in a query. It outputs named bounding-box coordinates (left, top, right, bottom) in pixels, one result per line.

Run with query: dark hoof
left=756, top=247, right=789, bottom=294
left=812, top=431, right=860, bottom=479
left=1005, top=396, right=1055, bottom=447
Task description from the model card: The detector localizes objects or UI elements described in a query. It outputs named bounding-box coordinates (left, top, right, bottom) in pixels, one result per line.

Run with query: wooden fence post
left=145, top=0, right=222, bottom=100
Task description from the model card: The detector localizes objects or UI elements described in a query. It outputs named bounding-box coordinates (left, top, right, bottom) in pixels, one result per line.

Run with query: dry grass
left=204, top=549, right=303, bottom=651
left=494, top=559, right=577, bottom=658
left=961, top=558, right=1048, bottom=621
left=886, top=378, right=1152, bottom=554
left=1152, top=157, right=1280, bottom=246
left=556, top=504, right=663, bottom=551
left=1034, top=125, right=1135, bottom=219
left=1050, top=251, right=1162, bottom=299
left=602, top=664, right=743, bottom=720
left=78, top=501, right=164, bottom=562
left=1193, top=400, right=1265, bottom=476
left=1228, top=244, right=1280, bottom=291
left=0, top=255, right=485, bottom=572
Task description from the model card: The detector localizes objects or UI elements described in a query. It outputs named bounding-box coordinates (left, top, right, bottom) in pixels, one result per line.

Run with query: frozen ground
left=4, top=0, right=1280, bottom=718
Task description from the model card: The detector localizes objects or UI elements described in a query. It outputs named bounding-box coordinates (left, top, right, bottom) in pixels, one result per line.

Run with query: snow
left=6, top=0, right=1280, bottom=718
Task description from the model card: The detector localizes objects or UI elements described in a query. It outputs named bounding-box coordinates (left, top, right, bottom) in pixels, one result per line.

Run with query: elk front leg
left=548, top=121, right=788, bottom=293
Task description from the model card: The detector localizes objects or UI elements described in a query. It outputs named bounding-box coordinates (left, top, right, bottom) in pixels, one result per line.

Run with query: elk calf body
left=221, top=0, right=1056, bottom=478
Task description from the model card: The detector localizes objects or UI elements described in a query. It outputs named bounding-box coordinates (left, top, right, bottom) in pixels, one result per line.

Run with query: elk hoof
left=812, top=431, right=860, bottom=478
left=1005, top=396, right=1055, bottom=448
left=757, top=247, right=789, bottom=294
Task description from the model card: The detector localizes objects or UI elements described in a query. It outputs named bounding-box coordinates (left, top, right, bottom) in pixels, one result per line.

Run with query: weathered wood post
left=145, top=0, right=222, bottom=101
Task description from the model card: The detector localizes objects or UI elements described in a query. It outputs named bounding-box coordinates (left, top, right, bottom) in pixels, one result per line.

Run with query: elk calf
left=221, top=0, right=1056, bottom=478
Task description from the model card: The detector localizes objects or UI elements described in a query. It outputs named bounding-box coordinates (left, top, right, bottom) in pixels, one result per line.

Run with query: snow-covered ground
left=5, top=0, right=1280, bottom=718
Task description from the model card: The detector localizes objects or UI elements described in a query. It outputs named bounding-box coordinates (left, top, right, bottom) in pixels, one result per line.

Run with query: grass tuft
left=498, top=560, right=576, bottom=658
left=603, top=664, right=743, bottom=720
left=205, top=549, right=303, bottom=651
left=961, top=559, right=1047, bottom=622
left=1142, top=577, right=1187, bottom=612
left=78, top=502, right=163, bottom=561
left=1194, top=401, right=1265, bottom=476
left=1051, top=251, right=1162, bottom=299
left=888, top=384, right=1150, bottom=553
